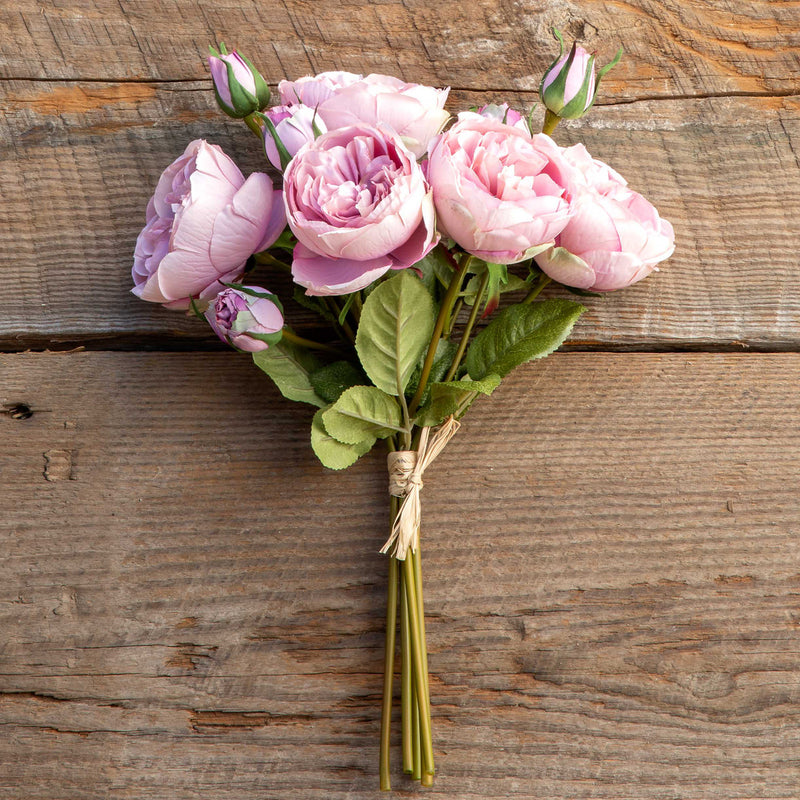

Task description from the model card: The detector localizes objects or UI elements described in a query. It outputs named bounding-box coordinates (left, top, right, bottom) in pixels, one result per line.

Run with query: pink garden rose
left=427, top=115, right=577, bottom=264
left=278, top=71, right=362, bottom=108
left=535, top=143, right=675, bottom=291
left=477, top=103, right=529, bottom=133
left=205, top=285, right=284, bottom=352
left=308, top=73, right=450, bottom=158
left=263, top=104, right=327, bottom=170
left=283, top=124, right=437, bottom=296
left=132, top=139, right=286, bottom=308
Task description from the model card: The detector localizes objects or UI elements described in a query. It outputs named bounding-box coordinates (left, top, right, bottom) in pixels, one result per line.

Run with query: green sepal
left=337, top=293, right=356, bottom=326
left=309, top=361, right=366, bottom=404
left=540, top=40, right=579, bottom=117
left=465, top=299, right=585, bottom=380
left=260, top=113, right=293, bottom=171
left=322, top=386, right=406, bottom=445
left=415, top=374, right=502, bottom=428
left=310, top=110, right=325, bottom=139
left=188, top=296, right=206, bottom=320
left=224, top=58, right=260, bottom=118
left=244, top=329, right=284, bottom=347
left=253, top=337, right=326, bottom=407
left=238, top=52, right=271, bottom=111
left=558, top=52, right=597, bottom=119
left=311, top=407, right=374, bottom=470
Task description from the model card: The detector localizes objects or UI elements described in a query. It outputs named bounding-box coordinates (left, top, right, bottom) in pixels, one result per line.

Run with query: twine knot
left=381, top=416, right=460, bottom=560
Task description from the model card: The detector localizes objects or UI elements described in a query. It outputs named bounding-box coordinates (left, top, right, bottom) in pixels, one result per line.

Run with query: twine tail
left=381, top=417, right=460, bottom=559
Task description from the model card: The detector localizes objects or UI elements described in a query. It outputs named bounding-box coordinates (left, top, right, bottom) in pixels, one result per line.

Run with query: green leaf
left=309, top=361, right=365, bottom=404
left=415, top=374, right=501, bottom=427
left=465, top=299, right=585, bottom=380
left=311, top=408, right=374, bottom=470
left=355, top=271, right=436, bottom=396
left=322, top=386, right=406, bottom=445
left=253, top=338, right=326, bottom=407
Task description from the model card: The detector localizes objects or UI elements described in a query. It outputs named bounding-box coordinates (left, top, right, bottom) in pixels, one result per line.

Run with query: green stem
left=400, top=571, right=413, bottom=774
left=408, top=251, right=467, bottom=416
left=243, top=113, right=264, bottom=137
left=280, top=328, right=343, bottom=356
left=411, top=677, right=421, bottom=780
left=379, top=516, right=400, bottom=792
left=542, top=109, right=561, bottom=136
left=351, top=292, right=363, bottom=323
left=443, top=269, right=489, bottom=383
left=445, top=298, right=464, bottom=338
left=523, top=274, right=552, bottom=304
left=401, top=556, right=435, bottom=780
left=410, top=545, right=431, bottom=753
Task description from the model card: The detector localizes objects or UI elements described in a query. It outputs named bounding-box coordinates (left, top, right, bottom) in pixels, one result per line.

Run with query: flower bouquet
left=131, top=32, right=674, bottom=789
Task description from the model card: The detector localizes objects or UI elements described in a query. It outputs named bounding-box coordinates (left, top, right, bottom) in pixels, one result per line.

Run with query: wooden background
left=2, top=1, right=799, bottom=797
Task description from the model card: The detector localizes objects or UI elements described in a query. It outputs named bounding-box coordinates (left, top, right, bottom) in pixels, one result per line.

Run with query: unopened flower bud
left=262, top=104, right=326, bottom=171
left=539, top=29, right=622, bottom=121
left=206, top=286, right=284, bottom=352
left=208, top=43, right=271, bottom=119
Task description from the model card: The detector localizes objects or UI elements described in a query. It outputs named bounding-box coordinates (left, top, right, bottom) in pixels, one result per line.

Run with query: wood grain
left=2, top=351, right=799, bottom=798
left=2, top=0, right=798, bottom=98
left=2, top=82, right=799, bottom=348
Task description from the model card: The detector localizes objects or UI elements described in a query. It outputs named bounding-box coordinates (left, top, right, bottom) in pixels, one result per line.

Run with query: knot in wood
left=387, top=451, right=419, bottom=497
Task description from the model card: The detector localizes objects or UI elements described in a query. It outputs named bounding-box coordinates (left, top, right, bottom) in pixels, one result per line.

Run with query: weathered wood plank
left=2, top=351, right=799, bottom=797
left=2, top=0, right=798, bottom=99
left=1, top=82, right=798, bottom=347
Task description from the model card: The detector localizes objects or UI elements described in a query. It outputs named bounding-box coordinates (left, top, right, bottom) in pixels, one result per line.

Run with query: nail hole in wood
left=3, top=403, right=33, bottom=420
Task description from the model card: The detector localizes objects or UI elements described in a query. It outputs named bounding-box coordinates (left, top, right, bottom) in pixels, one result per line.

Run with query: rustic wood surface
left=3, top=353, right=800, bottom=799
left=2, top=0, right=799, bottom=797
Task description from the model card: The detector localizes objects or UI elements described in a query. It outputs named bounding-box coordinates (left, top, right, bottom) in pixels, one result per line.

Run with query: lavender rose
left=205, top=286, right=284, bottom=352
left=283, top=124, right=438, bottom=296
left=427, top=115, right=577, bottom=264
left=535, top=144, right=675, bottom=291
left=132, top=140, right=286, bottom=308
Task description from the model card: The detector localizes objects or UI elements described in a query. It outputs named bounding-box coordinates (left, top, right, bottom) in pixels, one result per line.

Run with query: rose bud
left=262, top=104, right=326, bottom=171
left=539, top=29, right=622, bottom=125
left=283, top=123, right=438, bottom=296
left=205, top=286, right=284, bottom=352
left=534, top=143, right=674, bottom=292
left=132, top=139, right=286, bottom=308
left=208, top=43, right=271, bottom=118
left=427, top=114, right=579, bottom=264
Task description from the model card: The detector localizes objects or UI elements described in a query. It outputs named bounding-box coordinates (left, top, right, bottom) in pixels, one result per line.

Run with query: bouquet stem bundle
left=130, top=31, right=675, bottom=789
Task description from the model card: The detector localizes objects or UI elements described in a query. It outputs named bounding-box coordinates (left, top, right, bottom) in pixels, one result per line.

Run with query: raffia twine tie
left=381, top=416, right=461, bottom=560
